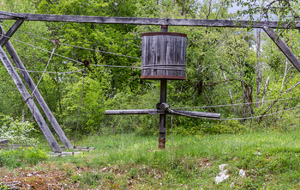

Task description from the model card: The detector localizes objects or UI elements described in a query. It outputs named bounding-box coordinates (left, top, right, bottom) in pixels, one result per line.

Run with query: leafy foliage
left=0, top=114, right=38, bottom=145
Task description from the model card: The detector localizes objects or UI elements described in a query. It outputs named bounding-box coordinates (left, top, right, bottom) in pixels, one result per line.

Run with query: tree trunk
left=261, top=77, right=270, bottom=107
left=222, top=70, right=235, bottom=115
left=256, top=29, right=262, bottom=108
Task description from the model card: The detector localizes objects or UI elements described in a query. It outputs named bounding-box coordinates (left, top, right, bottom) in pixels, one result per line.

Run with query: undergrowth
left=1, top=126, right=300, bottom=189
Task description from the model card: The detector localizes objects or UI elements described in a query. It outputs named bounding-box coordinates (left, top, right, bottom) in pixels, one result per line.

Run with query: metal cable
left=217, top=104, right=300, bottom=121
left=12, top=39, right=141, bottom=69
left=59, top=43, right=141, bottom=60
left=1, top=23, right=141, bottom=60
left=15, top=67, right=85, bottom=74
left=168, top=104, right=300, bottom=120
left=173, top=97, right=300, bottom=109
left=30, top=42, right=57, bottom=96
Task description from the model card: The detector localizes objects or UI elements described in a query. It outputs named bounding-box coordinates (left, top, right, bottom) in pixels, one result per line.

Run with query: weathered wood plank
left=263, top=27, right=300, bottom=72
left=0, top=139, right=9, bottom=144
left=105, top=109, right=165, bottom=115
left=0, top=46, right=62, bottom=153
left=171, top=110, right=221, bottom=119
left=0, top=19, right=23, bottom=47
left=0, top=25, right=73, bottom=149
left=141, top=33, right=186, bottom=80
left=106, top=109, right=221, bottom=118
left=0, top=11, right=299, bottom=29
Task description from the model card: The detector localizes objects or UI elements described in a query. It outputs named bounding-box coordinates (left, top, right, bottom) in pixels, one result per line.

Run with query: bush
left=200, top=120, right=245, bottom=134
left=0, top=113, right=39, bottom=145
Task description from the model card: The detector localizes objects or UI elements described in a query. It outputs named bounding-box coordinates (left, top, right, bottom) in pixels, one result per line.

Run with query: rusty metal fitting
left=156, top=103, right=170, bottom=111
left=158, top=139, right=166, bottom=148
left=159, top=103, right=170, bottom=111
left=161, top=25, right=168, bottom=29
left=83, top=59, right=89, bottom=66
left=161, top=25, right=168, bottom=32
left=54, top=39, right=60, bottom=44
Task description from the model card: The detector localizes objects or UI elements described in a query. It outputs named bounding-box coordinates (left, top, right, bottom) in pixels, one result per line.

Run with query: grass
left=1, top=127, right=300, bottom=189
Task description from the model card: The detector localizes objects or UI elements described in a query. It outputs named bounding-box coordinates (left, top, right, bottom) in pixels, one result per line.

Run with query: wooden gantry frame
left=0, top=10, right=300, bottom=152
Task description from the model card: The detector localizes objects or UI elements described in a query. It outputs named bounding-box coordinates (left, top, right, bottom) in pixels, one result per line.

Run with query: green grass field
left=1, top=128, right=300, bottom=189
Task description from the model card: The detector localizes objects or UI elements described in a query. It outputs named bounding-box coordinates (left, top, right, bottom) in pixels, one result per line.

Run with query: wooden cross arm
left=105, top=109, right=165, bottom=115
left=0, top=11, right=300, bottom=29
left=105, top=109, right=221, bottom=119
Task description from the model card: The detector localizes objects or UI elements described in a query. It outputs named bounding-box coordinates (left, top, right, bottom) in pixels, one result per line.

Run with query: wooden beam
left=0, top=25, right=73, bottom=149
left=0, top=46, right=62, bottom=153
left=171, top=110, right=221, bottom=119
left=263, top=27, right=300, bottom=72
left=0, top=19, right=23, bottom=47
left=105, top=109, right=221, bottom=118
left=0, top=139, right=9, bottom=144
left=105, top=109, right=165, bottom=115
left=0, top=10, right=299, bottom=29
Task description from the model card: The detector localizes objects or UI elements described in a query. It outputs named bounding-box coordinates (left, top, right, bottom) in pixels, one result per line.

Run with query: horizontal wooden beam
left=105, top=109, right=221, bottom=118
left=0, top=139, right=9, bottom=144
left=106, top=109, right=165, bottom=115
left=0, top=11, right=299, bottom=29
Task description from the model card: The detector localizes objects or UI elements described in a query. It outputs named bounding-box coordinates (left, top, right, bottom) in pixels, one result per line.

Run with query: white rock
left=254, top=151, right=262, bottom=155
left=215, top=169, right=229, bottom=184
left=219, top=164, right=228, bottom=171
left=239, top=169, right=246, bottom=177
left=230, top=182, right=234, bottom=188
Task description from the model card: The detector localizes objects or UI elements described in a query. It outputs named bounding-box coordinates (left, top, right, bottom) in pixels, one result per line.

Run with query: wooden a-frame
left=0, top=11, right=300, bottom=151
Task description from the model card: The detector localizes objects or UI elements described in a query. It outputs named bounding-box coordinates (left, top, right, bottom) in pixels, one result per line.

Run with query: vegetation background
left=1, top=0, right=300, bottom=189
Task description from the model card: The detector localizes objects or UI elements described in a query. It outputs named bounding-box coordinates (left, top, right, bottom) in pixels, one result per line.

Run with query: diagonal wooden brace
left=0, top=19, right=23, bottom=47
left=0, top=46, right=62, bottom=153
left=263, top=27, right=300, bottom=72
left=0, top=24, right=73, bottom=149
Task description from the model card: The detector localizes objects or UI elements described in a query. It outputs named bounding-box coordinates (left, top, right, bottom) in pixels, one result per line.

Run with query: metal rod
left=159, top=79, right=167, bottom=148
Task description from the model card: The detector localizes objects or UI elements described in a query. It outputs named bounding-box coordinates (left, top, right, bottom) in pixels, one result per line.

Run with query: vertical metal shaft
left=159, top=79, right=167, bottom=148
left=158, top=25, right=168, bottom=148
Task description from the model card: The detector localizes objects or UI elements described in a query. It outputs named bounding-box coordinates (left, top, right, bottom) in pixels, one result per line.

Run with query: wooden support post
left=0, top=19, right=23, bottom=47
left=0, top=46, right=62, bottom=153
left=158, top=25, right=168, bottom=149
left=263, top=27, right=300, bottom=72
left=0, top=25, right=73, bottom=149
left=159, top=79, right=167, bottom=148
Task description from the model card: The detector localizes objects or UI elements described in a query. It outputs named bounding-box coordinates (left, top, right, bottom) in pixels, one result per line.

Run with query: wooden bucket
left=141, top=32, right=187, bottom=80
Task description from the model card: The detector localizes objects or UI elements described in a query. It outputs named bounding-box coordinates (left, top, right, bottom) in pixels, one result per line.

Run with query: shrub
left=0, top=113, right=38, bottom=145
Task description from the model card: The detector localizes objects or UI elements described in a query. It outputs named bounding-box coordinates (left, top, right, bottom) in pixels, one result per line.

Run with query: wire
left=90, top=64, right=141, bottom=69
left=169, top=104, right=300, bottom=120
left=30, top=43, right=57, bottom=96
left=217, top=104, right=300, bottom=121
left=173, top=97, right=300, bottom=110
left=1, top=23, right=141, bottom=60
left=12, top=38, right=141, bottom=69
left=15, top=67, right=85, bottom=74
left=59, top=43, right=141, bottom=60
